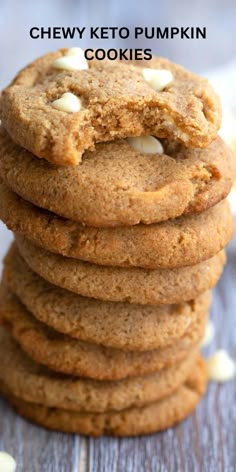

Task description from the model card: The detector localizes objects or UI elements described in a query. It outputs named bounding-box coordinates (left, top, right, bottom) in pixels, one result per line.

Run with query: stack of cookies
left=0, top=48, right=235, bottom=436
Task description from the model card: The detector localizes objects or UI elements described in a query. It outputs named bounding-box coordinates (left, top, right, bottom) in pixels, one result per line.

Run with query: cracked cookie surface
left=0, top=284, right=206, bottom=380
left=0, top=184, right=233, bottom=268
left=3, top=245, right=211, bottom=351
left=0, top=327, right=199, bottom=413
left=0, top=354, right=207, bottom=436
left=0, top=129, right=234, bottom=226
left=15, top=236, right=225, bottom=305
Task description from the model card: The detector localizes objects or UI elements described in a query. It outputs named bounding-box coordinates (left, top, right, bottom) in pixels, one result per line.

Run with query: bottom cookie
left=0, top=327, right=199, bottom=413
left=1, top=356, right=207, bottom=437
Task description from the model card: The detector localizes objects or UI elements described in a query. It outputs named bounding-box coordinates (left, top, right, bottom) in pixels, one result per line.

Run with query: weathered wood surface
left=0, top=227, right=235, bottom=472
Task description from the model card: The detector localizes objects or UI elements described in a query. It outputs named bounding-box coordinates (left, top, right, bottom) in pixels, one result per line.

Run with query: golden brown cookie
left=0, top=284, right=207, bottom=380
left=0, top=183, right=233, bottom=269
left=0, top=49, right=221, bottom=165
left=0, top=355, right=207, bottom=436
left=0, top=129, right=234, bottom=226
left=3, top=245, right=211, bottom=351
left=0, top=328, right=198, bottom=413
left=15, top=236, right=225, bottom=305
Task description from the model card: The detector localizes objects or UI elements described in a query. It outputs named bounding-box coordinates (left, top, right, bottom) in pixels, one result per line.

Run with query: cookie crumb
left=51, top=92, right=82, bottom=113
left=200, top=320, right=215, bottom=348
left=142, top=68, right=173, bottom=91
left=0, top=452, right=16, bottom=472
left=127, top=136, right=164, bottom=154
left=207, top=350, right=236, bottom=382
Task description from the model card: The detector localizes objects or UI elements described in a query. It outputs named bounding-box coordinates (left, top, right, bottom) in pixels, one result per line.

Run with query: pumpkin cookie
left=0, top=328, right=198, bottom=413
left=15, top=237, right=225, bottom=305
left=0, top=284, right=207, bottom=380
left=3, top=245, right=211, bottom=351
left=0, top=49, right=221, bottom=166
left=0, top=355, right=207, bottom=436
left=0, top=184, right=232, bottom=269
left=0, top=129, right=234, bottom=226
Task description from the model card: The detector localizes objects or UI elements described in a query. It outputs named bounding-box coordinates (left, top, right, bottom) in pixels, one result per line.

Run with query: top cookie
left=0, top=48, right=221, bottom=166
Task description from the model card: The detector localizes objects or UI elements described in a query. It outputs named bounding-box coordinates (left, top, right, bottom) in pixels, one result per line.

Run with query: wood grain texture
left=0, top=246, right=235, bottom=472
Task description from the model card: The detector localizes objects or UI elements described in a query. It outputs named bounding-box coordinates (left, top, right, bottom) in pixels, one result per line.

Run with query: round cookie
left=1, top=356, right=207, bottom=436
left=0, top=328, right=198, bottom=413
left=0, top=183, right=233, bottom=269
left=0, top=129, right=235, bottom=227
left=0, top=284, right=207, bottom=380
left=1, top=49, right=221, bottom=166
left=3, top=245, right=211, bottom=351
left=15, top=236, right=225, bottom=305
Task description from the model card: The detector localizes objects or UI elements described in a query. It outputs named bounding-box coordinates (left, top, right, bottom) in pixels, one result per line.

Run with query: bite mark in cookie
left=0, top=50, right=221, bottom=165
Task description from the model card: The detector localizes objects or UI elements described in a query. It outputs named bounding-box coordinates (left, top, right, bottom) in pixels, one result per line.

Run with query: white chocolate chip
left=0, top=452, right=16, bottom=472
left=142, top=69, right=173, bottom=91
left=207, top=350, right=236, bottom=383
left=52, top=48, right=88, bottom=71
left=65, top=47, right=84, bottom=57
left=227, top=187, right=236, bottom=218
left=51, top=92, right=82, bottom=113
left=200, top=320, right=215, bottom=348
left=127, top=136, right=164, bottom=154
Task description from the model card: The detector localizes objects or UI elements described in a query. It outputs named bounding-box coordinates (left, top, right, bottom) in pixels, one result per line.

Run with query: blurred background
left=0, top=0, right=236, bottom=267
left=0, top=0, right=236, bottom=86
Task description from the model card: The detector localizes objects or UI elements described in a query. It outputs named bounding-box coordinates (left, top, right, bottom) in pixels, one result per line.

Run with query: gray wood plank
left=0, top=398, right=80, bottom=472
left=0, top=248, right=235, bottom=472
